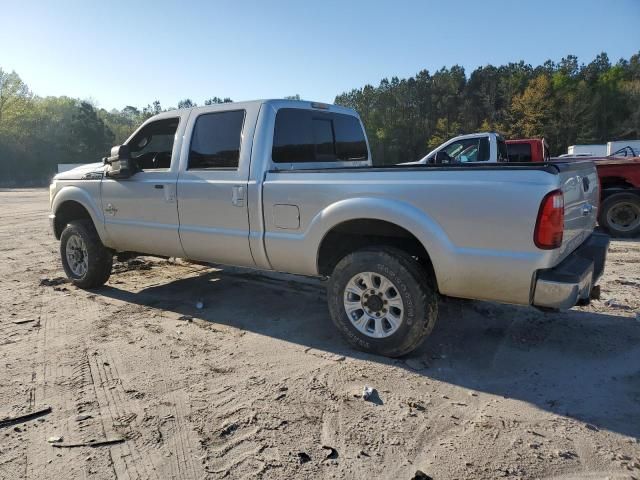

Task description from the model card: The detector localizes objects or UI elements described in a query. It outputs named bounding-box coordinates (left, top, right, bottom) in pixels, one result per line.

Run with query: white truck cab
left=406, top=132, right=509, bottom=165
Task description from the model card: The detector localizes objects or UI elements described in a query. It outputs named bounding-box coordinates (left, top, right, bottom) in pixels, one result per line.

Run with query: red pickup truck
left=506, top=139, right=640, bottom=237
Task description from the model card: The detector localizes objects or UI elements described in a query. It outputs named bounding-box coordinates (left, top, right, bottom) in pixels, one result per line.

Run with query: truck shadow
left=98, top=263, right=640, bottom=439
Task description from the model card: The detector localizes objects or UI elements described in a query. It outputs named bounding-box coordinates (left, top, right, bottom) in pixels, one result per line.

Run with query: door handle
left=154, top=184, right=164, bottom=189
left=232, top=185, right=245, bottom=207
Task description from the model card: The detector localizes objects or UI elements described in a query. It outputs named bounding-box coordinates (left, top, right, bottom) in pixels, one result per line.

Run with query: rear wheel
left=327, top=247, right=438, bottom=357
left=60, top=220, right=113, bottom=288
left=599, top=192, right=640, bottom=238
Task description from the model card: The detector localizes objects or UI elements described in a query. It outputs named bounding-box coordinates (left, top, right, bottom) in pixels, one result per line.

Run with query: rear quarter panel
left=262, top=168, right=563, bottom=305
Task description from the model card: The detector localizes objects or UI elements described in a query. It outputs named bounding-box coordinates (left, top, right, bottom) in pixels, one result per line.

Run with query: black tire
left=598, top=192, right=640, bottom=238
left=60, top=219, right=113, bottom=288
left=327, top=247, right=438, bottom=357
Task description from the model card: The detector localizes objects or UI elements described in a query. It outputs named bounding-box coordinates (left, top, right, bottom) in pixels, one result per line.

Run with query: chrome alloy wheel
left=343, top=272, right=404, bottom=338
left=65, top=234, right=89, bottom=277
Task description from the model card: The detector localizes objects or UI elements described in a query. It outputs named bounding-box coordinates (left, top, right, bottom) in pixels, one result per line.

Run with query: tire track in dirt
left=138, top=332, right=210, bottom=480
left=23, top=284, right=114, bottom=479
left=197, top=383, right=267, bottom=477
left=89, top=349, right=158, bottom=480
left=87, top=340, right=205, bottom=480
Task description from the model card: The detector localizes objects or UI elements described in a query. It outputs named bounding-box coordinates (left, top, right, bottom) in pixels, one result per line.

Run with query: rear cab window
left=507, top=143, right=532, bottom=162
left=272, top=108, right=368, bottom=164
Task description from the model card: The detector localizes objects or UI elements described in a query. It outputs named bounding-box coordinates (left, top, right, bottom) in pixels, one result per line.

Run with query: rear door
left=556, top=161, right=599, bottom=258
left=176, top=103, right=260, bottom=267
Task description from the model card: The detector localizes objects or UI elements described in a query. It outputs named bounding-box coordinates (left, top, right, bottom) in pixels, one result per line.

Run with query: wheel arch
left=600, top=176, right=636, bottom=196
left=52, top=186, right=108, bottom=242
left=313, top=197, right=452, bottom=290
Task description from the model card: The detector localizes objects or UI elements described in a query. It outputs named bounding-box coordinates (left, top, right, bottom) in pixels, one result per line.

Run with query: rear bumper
left=532, top=232, right=609, bottom=309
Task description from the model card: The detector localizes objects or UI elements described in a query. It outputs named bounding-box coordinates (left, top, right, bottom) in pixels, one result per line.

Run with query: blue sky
left=2, top=0, right=638, bottom=111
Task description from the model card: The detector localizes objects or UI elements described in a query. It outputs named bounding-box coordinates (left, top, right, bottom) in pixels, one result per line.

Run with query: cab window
left=272, top=109, right=368, bottom=163
left=507, top=143, right=532, bottom=162
left=128, top=118, right=179, bottom=170
left=188, top=110, right=245, bottom=169
left=439, top=137, right=490, bottom=162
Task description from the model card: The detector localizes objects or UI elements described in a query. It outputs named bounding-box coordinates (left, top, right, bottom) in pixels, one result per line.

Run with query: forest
left=0, top=52, right=638, bottom=184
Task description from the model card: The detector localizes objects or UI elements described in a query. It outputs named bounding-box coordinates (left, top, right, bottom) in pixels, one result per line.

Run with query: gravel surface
left=1, top=188, right=639, bottom=480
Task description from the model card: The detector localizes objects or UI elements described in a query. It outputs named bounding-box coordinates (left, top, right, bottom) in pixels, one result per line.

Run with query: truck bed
left=262, top=160, right=599, bottom=305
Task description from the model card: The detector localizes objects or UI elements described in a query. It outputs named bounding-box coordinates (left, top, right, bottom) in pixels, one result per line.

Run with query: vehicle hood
left=53, top=162, right=105, bottom=181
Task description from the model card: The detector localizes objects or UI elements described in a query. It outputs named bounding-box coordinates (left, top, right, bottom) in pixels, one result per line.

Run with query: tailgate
left=555, top=161, right=599, bottom=260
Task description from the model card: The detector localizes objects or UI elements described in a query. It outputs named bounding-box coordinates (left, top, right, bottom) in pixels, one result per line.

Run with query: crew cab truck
left=49, top=100, right=608, bottom=357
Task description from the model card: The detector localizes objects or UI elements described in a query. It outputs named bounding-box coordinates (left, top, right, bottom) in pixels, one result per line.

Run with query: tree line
left=336, top=52, right=640, bottom=164
left=1, top=52, right=639, bottom=184
left=0, top=76, right=232, bottom=185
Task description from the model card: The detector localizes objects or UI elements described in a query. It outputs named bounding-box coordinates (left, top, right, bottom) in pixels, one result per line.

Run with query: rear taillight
left=534, top=190, right=564, bottom=249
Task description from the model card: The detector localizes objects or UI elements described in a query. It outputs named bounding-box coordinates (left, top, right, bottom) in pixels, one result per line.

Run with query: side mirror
left=104, top=145, right=133, bottom=179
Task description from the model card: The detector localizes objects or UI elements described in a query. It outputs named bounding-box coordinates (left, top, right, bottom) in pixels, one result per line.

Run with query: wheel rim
left=66, top=234, right=88, bottom=277
left=607, top=201, right=640, bottom=232
left=343, top=272, right=404, bottom=338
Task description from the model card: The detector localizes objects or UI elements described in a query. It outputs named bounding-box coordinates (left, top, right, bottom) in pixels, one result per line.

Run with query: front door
left=176, top=104, right=258, bottom=267
left=101, top=114, right=187, bottom=257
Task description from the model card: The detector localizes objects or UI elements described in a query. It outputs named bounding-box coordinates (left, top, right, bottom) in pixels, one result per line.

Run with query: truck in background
left=405, top=132, right=509, bottom=164
left=606, top=140, right=640, bottom=156
left=583, top=158, right=640, bottom=238
left=563, top=141, right=640, bottom=157
left=506, top=138, right=550, bottom=163
left=508, top=139, right=640, bottom=237
left=415, top=134, right=640, bottom=238
left=567, top=144, right=608, bottom=157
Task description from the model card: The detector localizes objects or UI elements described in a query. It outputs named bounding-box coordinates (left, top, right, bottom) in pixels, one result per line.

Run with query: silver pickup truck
left=49, top=100, right=609, bottom=357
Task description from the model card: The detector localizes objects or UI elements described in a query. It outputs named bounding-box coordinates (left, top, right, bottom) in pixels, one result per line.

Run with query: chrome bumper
left=533, top=232, right=609, bottom=310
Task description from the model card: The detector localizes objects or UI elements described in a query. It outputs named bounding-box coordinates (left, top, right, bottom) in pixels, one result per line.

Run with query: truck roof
left=445, top=132, right=501, bottom=141
left=164, top=99, right=360, bottom=118
left=506, top=138, right=546, bottom=144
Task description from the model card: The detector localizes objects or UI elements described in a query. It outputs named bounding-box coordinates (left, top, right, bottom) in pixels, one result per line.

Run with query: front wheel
left=327, top=247, right=438, bottom=357
left=60, top=220, right=113, bottom=288
left=598, top=192, right=640, bottom=238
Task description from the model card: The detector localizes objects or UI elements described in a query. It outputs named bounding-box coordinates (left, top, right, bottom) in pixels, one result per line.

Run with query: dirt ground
left=0, top=188, right=639, bottom=480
